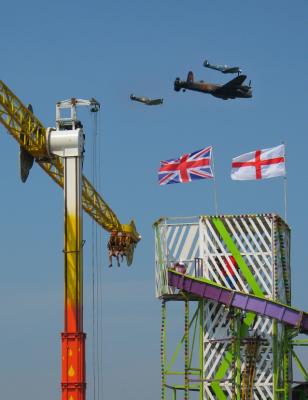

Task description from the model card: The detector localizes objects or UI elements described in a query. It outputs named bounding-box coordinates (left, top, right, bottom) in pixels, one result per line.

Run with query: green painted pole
left=199, top=301, right=204, bottom=400
left=273, top=320, right=278, bottom=400
left=161, top=300, right=167, bottom=400
left=235, top=313, right=241, bottom=400
left=283, top=330, right=290, bottom=400
left=184, top=300, right=189, bottom=400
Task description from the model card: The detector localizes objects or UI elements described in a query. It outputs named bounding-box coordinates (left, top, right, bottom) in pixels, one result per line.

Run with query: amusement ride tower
left=154, top=214, right=308, bottom=400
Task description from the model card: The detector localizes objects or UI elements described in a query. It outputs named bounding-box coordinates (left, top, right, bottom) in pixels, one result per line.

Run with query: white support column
left=47, top=127, right=86, bottom=400
left=63, top=155, right=83, bottom=332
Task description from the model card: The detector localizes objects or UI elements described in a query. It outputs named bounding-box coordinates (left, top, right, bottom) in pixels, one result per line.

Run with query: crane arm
left=0, top=80, right=140, bottom=249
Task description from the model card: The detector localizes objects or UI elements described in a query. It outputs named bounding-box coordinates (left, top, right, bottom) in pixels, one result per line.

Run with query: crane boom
left=0, top=80, right=140, bottom=261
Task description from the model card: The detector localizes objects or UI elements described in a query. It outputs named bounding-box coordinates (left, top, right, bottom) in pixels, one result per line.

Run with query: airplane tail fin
left=187, top=71, right=194, bottom=83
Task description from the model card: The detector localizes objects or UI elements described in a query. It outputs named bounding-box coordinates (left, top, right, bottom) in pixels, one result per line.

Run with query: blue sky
left=0, top=1, right=307, bottom=399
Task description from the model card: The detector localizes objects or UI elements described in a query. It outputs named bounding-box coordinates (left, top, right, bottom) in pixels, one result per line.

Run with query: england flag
left=231, top=144, right=286, bottom=180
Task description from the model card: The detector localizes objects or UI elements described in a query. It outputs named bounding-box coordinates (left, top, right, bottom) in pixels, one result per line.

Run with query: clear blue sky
left=0, top=1, right=307, bottom=399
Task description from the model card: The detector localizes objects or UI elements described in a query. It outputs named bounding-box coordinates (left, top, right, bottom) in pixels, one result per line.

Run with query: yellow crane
left=0, top=80, right=141, bottom=400
left=0, top=80, right=140, bottom=263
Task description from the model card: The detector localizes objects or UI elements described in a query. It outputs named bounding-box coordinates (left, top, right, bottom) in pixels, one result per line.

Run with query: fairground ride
left=0, top=80, right=141, bottom=400
left=154, top=214, right=308, bottom=400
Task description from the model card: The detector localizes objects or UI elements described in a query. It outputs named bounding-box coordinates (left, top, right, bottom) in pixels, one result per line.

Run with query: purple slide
left=168, top=270, right=308, bottom=334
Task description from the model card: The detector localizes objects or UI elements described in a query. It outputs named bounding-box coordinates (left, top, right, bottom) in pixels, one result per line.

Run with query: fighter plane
left=130, top=94, right=163, bottom=105
left=174, top=71, right=252, bottom=100
left=203, top=60, right=242, bottom=75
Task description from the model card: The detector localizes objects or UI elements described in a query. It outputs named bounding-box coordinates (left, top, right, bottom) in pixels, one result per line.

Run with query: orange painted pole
left=47, top=119, right=87, bottom=400
left=61, top=155, right=86, bottom=400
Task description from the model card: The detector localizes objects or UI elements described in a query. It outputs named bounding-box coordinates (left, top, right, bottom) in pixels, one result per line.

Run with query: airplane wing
left=130, top=94, right=149, bottom=103
left=223, top=66, right=241, bottom=74
left=147, top=98, right=163, bottom=105
left=130, top=94, right=163, bottom=105
left=219, top=74, right=247, bottom=89
left=205, top=63, right=222, bottom=72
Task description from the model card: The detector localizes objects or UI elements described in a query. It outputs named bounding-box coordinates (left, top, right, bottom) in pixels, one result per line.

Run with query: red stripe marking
left=232, top=150, right=284, bottom=180
left=160, top=156, right=210, bottom=182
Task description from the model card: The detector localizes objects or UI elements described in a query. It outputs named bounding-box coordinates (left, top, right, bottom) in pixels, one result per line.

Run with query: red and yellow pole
left=61, top=156, right=86, bottom=400
left=47, top=128, right=86, bottom=400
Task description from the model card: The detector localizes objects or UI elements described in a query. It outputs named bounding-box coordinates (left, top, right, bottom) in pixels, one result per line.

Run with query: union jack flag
left=158, top=146, right=214, bottom=185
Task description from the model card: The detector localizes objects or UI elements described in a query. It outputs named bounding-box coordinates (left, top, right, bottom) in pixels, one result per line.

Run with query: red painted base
left=61, top=332, right=86, bottom=400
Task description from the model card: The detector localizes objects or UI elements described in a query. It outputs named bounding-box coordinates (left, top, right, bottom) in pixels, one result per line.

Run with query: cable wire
left=90, top=109, right=104, bottom=400
left=91, top=110, right=97, bottom=400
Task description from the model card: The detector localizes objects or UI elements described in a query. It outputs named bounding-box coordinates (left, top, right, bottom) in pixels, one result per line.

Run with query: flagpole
left=211, top=148, right=219, bottom=215
left=282, top=141, right=287, bottom=222
left=283, top=176, right=287, bottom=222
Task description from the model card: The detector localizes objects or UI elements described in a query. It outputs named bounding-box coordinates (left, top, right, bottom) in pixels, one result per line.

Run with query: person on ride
left=173, top=261, right=187, bottom=274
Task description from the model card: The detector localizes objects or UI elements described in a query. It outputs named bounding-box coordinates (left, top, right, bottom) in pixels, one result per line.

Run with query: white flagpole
left=211, top=148, right=219, bottom=215
left=283, top=176, right=287, bottom=222
left=282, top=141, right=287, bottom=222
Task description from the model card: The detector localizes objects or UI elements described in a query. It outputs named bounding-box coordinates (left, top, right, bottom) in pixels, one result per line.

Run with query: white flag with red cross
left=231, top=144, right=286, bottom=180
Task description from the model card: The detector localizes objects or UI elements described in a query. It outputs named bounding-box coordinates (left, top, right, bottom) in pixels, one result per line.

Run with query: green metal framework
left=161, top=299, right=204, bottom=400
left=155, top=214, right=308, bottom=400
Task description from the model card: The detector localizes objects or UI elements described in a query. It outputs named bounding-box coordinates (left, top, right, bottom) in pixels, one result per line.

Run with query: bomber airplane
left=174, top=71, right=252, bottom=100
left=130, top=94, right=163, bottom=105
left=203, top=59, right=242, bottom=75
